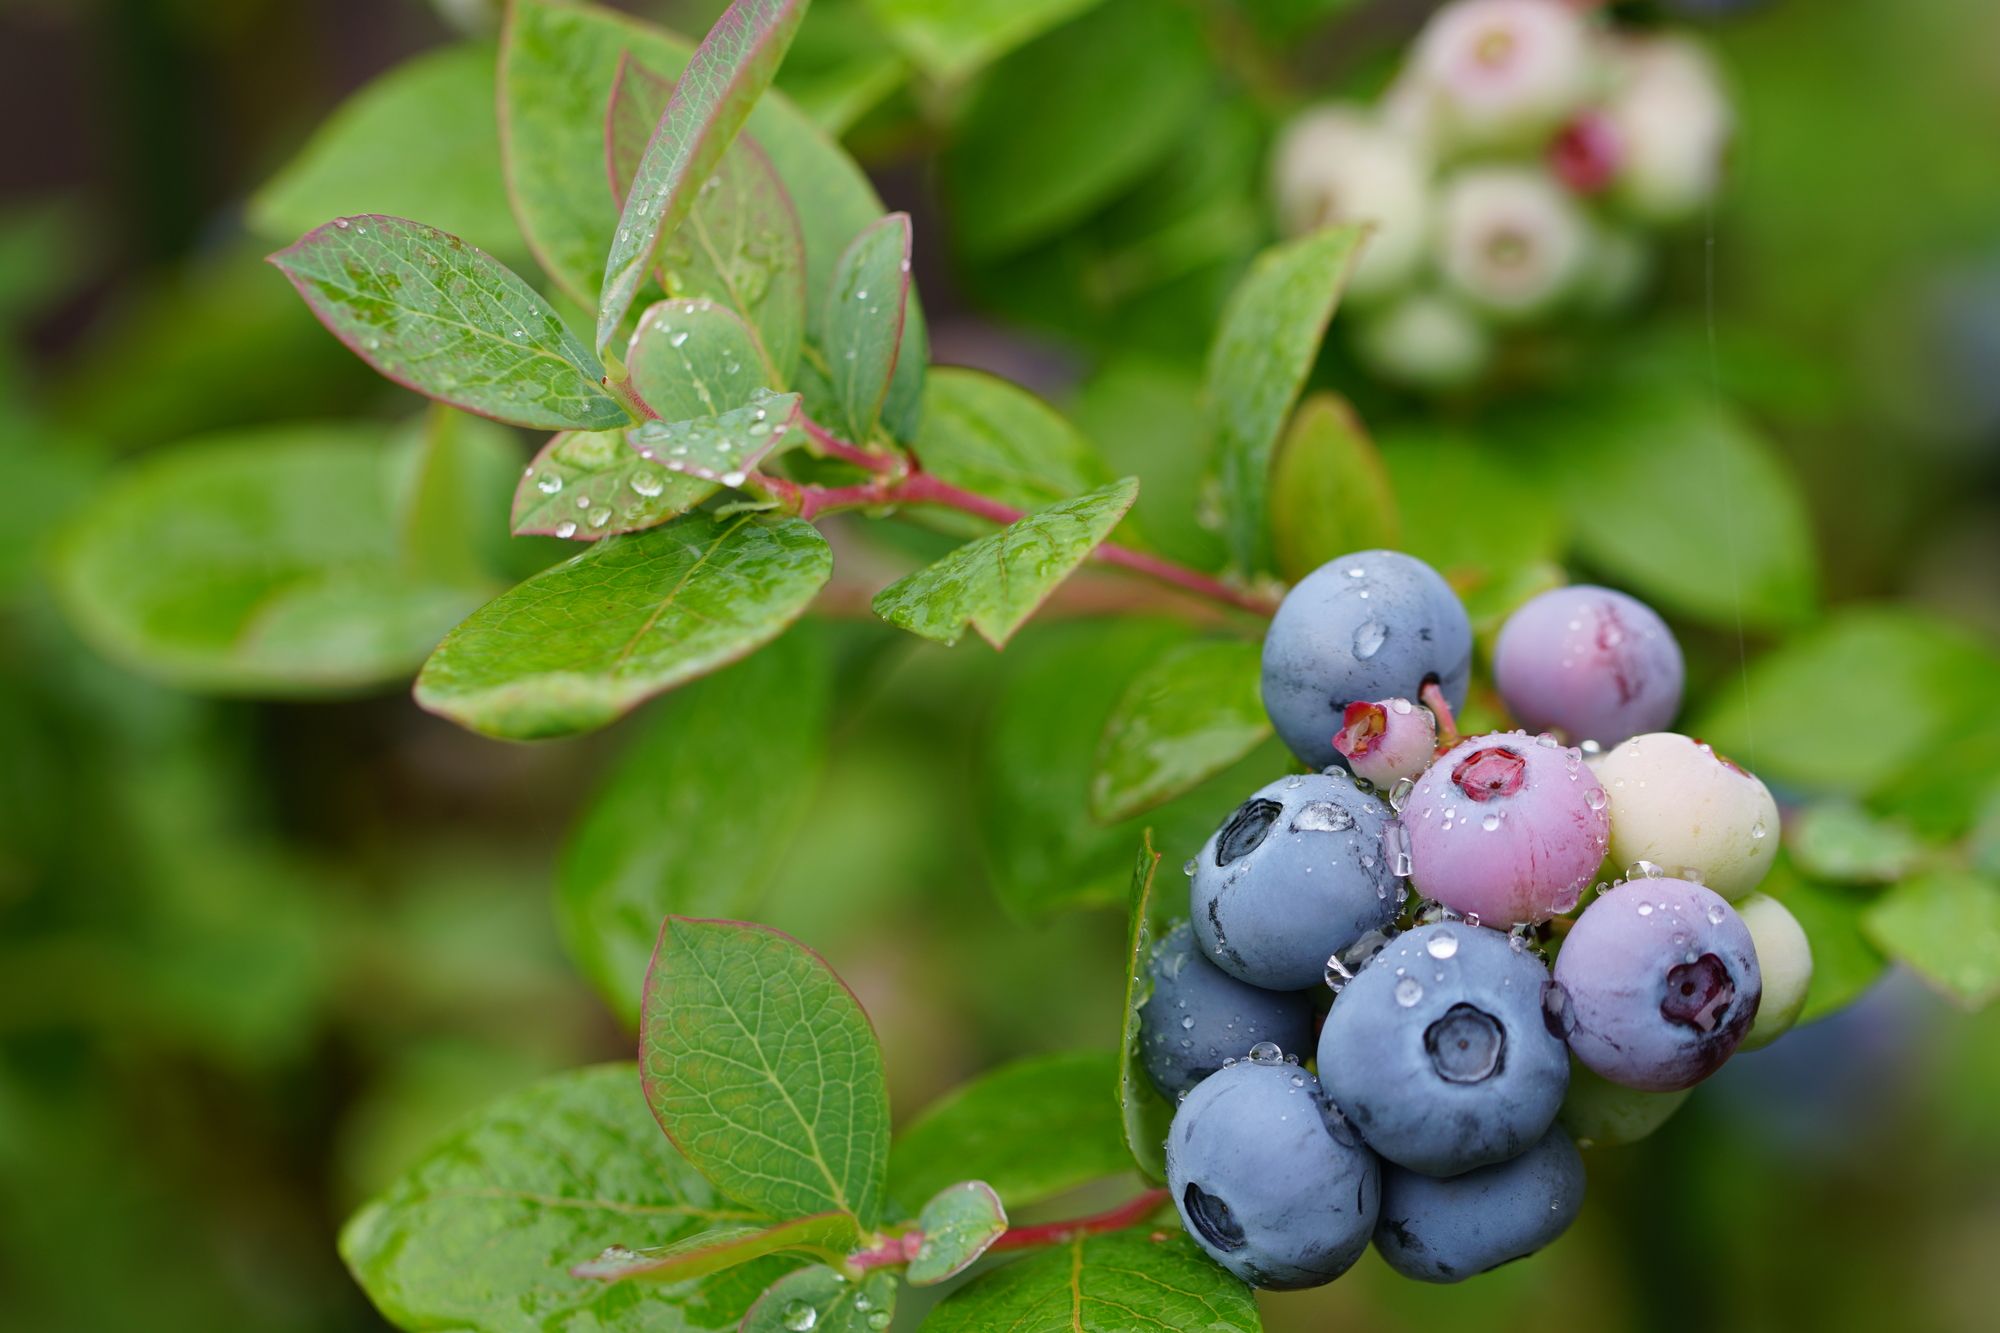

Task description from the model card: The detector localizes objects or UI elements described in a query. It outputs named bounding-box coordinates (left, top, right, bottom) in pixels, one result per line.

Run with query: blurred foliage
left=1, top=0, right=1997, bottom=1329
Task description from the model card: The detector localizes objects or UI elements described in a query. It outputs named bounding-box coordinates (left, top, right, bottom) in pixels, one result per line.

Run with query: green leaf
left=1091, top=639, right=1269, bottom=824
left=270, top=215, right=628, bottom=430
left=54, top=423, right=495, bottom=695
left=1069, top=356, right=1225, bottom=571
left=924, top=1230, right=1257, bottom=1332
left=1268, top=392, right=1399, bottom=584
left=1762, top=859, right=1886, bottom=1025
left=1511, top=386, right=1818, bottom=629
left=597, top=0, right=809, bottom=353
left=741, top=1266, right=898, bottom=1333
left=340, top=1063, right=782, bottom=1333
left=250, top=42, right=521, bottom=258
left=1378, top=424, right=1567, bottom=582
left=415, top=511, right=832, bottom=739
left=501, top=0, right=928, bottom=429
left=570, top=1213, right=860, bottom=1283
left=1863, top=871, right=2000, bottom=1008
left=888, top=1051, right=1130, bottom=1214
left=628, top=297, right=777, bottom=418
left=979, top=620, right=1290, bottom=917
left=1116, top=834, right=1175, bottom=1184
left=822, top=213, right=914, bottom=444
left=1693, top=608, right=1999, bottom=799
left=514, top=428, right=718, bottom=540
left=1788, top=803, right=1930, bottom=884
left=630, top=390, right=804, bottom=484
left=559, top=630, right=830, bottom=1024
left=911, top=368, right=1115, bottom=537
left=906, top=1182, right=1008, bottom=1286
left=641, top=917, right=891, bottom=1227
left=945, top=0, right=1210, bottom=258
left=1206, top=224, right=1366, bottom=573
left=609, top=57, right=808, bottom=381
left=863, top=0, right=1104, bottom=83
left=872, top=479, right=1138, bottom=648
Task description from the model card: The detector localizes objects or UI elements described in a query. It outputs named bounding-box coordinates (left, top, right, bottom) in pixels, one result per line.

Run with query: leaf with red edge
left=627, top=297, right=775, bottom=421
left=820, top=213, right=913, bottom=445
left=270, top=214, right=629, bottom=431
left=569, top=1213, right=860, bottom=1283
left=596, top=0, right=810, bottom=354
left=606, top=53, right=678, bottom=208
left=512, top=428, right=717, bottom=541
left=640, top=916, right=891, bottom=1229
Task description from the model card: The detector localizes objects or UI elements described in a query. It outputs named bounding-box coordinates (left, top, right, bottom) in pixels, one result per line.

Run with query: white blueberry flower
left=1436, top=165, right=1591, bottom=320
left=1355, top=291, right=1493, bottom=390
left=1411, top=0, right=1597, bottom=150
left=1603, top=34, right=1733, bottom=223
left=1272, top=105, right=1433, bottom=303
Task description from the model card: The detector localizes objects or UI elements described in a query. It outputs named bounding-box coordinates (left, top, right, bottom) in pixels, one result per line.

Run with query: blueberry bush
left=6, top=0, right=2000, bottom=1330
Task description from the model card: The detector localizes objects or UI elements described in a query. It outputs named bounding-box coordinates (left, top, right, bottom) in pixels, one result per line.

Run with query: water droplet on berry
left=1291, top=800, right=1354, bottom=833
left=1585, top=788, right=1607, bottom=811
left=1181, top=1016, right=1196, bottom=1030
left=1388, top=777, right=1415, bottom=811
left=1481, top=812, right=1501, bottom=831
left=1629, top=860, right=1666, bottom=880
left=1750, top=820, right=1768, bottom=840
left=1352, top=620, right=1387, bottom=659
left=1706, top=902, right=1728, bottom=924
left=1426, top=929, right=1459, bottom=959
left=1248, top=1041, right=1284, bottom=1064
left=1394, top=977, right=1424, bottom=1007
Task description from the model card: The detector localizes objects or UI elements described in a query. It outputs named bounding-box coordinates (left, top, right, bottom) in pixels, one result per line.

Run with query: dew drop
left=1426, top=929, right=1459, bottom=960
left=781, top=1300, right=818, bottom=1331
left=555, top=520, right=578, bottom=539
left=1750, top=820, right=1768, bottom=840
left=1248, top=1041, right=1283, bottom=1064
left=1352, top=620, right=1388, bottom=660
left=1394, top=977, right=1424, bottom=1007
left=631, top=470, right=664, bottom=498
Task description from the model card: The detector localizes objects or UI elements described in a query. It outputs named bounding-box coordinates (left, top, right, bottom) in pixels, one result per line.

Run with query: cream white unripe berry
left=1412, top=0, right=1596, bottom=151
left=1436, top=165, right=1590, bottom=320
left=1597, top=732, right=1780, bottom=899
left=1603, top=34, right=1732, bottom=223
left=1734, top=892, right=1814, bottom=1050
left=1272, top=105, right=1432, bottom=303
left=1354, top=291, right=1493, bottom=390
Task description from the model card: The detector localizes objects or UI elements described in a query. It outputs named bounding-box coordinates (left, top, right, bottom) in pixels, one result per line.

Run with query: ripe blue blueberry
left=1318, top=924, right=1569, bottom=1176
left=1261, top=551, right=1473, bottom=770
left=1493, top=585, right=1684, bottom=749
left=1373, top=1124, right=1586, bottom=1283
left=1552, top=877, right=1763, bottom=1091
left=1139, top=921, right=1316, bottom=1100
left=1191, top=772, right=1403, bottom=990
left=1166, top=1055, right=1380, bottom=1290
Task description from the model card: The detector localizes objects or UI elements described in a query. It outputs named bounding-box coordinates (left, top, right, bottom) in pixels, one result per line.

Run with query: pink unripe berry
left=1332, top=698, right=1438, bottom=787
left=1412, top=0, right=1596, bottom=150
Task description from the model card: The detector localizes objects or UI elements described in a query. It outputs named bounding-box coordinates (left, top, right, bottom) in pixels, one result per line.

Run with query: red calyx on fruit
left=1451, top=746, right=1528, bottom=803
left=1333, top=701, right=1388, bottom=761
left=1550, top=112, right=1621, bottom=195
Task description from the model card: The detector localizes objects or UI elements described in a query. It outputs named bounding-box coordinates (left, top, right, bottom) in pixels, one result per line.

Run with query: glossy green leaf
left=627, top=297, right=776, bottom=418
left=415, top=511, right=832, bottom=738
left=912, top=368, right=1115, bottom=537
left=250, top=42, right=521, bottom=257
left=1864, top=871, right=2000, bottom=1008
left=1514, top=387, right=1818, bottom=629
left=821, top=214, right=913, bottom=444
left=400, top=407, right=514, bottom=587
left=924, top=1230, right=1256, bottom=1332
left=945, top=0, right=1210, bottom=258
left=740, top=1266, right=897, bottom=1332
left=270, top=215, right=628, bottom=430
left=597, top=0, right=809, bottom=353
left=55, top=423, right=495, bottom=695
left=873, top=479, right=1137, bottom=648
left=559, top=630, right=830, bottom=1024
left=1789, top=804, right=1930, bottom=884
left=641, top=917, right=890, bottom=1227
left=609, top=57, right=808, bottom=381
left=1070, top=356, right=1224, bottom=571
left=1092, top=639, right=1269, bottom=824
left=979, top=620, right=1290, bottom=917
left=340, top=1063, right=782, bottom=1333
left=631, top=390, right=803, bottom=484
left=1378, top=424, right=1567, bottom=585
left=513, top=428, right=718, bottom=540
left=1116, top=834, right=1175, bottom=1184
left=888, top=1051, right=1129, bottom=1214
left=570, top=1213, right=859, bottom=1283
left=1269, top=392, right=1400, bottom=584
left=501, top=1, right=928, bottom=423
left=906, top=1182, right=1008, bottom=1286
left=1694, top=608, right=1999, bottom=799
left=864, top=0, right=1103, bottom=83
left=1206, top=225, right=1366, bottom=573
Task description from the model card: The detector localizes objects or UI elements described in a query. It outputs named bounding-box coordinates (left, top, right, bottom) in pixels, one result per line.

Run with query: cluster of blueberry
left=1272, top=0, right=1732, bottom=390
left=1143, top=550, right=1813, bottom=1287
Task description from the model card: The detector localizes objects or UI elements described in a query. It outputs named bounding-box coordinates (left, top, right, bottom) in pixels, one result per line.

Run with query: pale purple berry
left=1493, top=585, right=1684, bottom=749
left=1332, top=698, right=1438, bottom=788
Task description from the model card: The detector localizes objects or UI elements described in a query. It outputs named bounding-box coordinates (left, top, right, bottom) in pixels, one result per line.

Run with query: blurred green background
left=2, top=1, right=1996, bottom=1330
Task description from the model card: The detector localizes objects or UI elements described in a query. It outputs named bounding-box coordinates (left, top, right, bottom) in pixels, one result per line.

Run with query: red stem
left=846, top=1188, right=1172, bottom=1275
left=1421, top=679, right=1461, bottom=752
left=801, top=415, right=899, bottom=475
